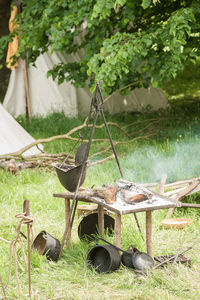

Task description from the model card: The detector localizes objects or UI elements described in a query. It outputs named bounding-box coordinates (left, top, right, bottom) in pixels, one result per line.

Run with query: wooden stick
left=114, top=213, right=121, bottom=249
left=98, top=205, right=104, bottom=237
left=23, top=58, right=32, bottom=124
left=64, top=199, right=71, bottom=248
left=23, top=200, right=31, bottom=298
left=153, top=246, right=192, bottom=270
left=181, top=203, right=200, bottom=208
left=133, top=213, right=144, bottom=241
left=166, top=180, right=200, bottom=219
left=0, top=272, right=6, bottom=299
left=163, top=187, right=185, bottom=197
left=88, top=154, right=114, bottom=167
left=158, top=174, right=167, bottom=194
left=164, top=177, right=200, bottom=188
left=146, top=211, right=152, bottom=257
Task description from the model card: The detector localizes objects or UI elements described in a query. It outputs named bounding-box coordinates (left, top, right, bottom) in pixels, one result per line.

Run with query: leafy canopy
left=1, top=0, right=200, bottom=95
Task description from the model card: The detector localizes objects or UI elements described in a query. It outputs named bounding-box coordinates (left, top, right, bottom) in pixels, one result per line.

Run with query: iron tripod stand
left=58, top=82, right=124, bottom=259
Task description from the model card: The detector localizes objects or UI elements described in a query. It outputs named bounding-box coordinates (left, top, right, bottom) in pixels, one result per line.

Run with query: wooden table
left=53, top=182, right=179, bottom=257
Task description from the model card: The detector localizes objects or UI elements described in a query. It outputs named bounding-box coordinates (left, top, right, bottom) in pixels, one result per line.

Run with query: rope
left=0, top=212, right=34, bottom=297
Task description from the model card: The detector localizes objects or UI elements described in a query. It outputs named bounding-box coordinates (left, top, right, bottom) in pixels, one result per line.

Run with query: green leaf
left=142, top=0, right=152, bottom=9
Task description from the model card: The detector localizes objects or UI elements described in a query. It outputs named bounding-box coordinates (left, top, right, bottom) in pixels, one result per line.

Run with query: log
left=92, top=187, right=118, bottom=204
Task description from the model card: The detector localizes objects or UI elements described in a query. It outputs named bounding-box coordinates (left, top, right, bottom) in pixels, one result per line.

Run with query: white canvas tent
left=0, top=103, right=42, bottom=156
left=3, top=51, right=169, bottom=118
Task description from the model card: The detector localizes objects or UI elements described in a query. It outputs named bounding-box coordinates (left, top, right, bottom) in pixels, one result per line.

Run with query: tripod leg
left=96, top=83, right=124, bottom=178
left=100, top=109, right=124, bottom=178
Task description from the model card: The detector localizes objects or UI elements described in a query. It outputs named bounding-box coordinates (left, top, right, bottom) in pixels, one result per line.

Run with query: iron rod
left=59, top=103, right=100, bottom=259
left=97, top=83, right=124, bottom=178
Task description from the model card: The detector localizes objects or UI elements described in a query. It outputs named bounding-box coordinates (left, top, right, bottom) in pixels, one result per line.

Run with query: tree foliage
left=1, top=0, right=200, bottom=95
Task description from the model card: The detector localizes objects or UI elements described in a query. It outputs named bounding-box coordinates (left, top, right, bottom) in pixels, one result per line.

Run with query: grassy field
left=1, top=64, right=200, bottom=299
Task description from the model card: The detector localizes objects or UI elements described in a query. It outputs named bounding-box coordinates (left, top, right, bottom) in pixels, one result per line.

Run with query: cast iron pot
left=86, top=244, right=121, bottom=273
left=99, top=239, right=154, bottom=272
left=121, top=246, right=154, bottom=271
left=32, top=230, right=61, bottom=262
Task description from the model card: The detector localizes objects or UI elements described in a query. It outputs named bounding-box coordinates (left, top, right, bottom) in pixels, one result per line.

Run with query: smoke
left=123, top=139, right=200, bottom=184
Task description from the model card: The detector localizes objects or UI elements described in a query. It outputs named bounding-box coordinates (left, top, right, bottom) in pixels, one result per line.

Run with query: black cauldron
left=32, top=230, right=61, bottom=262
left=78, top=212, right=115, bottom=241
left=86, top=244, right=121, bottom=273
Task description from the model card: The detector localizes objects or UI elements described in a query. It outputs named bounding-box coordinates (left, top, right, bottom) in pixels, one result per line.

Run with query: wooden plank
left=53, top=193, right=178, bottom=215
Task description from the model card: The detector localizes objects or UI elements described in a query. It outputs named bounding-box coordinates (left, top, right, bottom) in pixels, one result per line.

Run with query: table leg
left=115, top=213, right=121, bottom=249
left=146, top=211, right=152, bottom=257
left=98, top=204, right=104, bottom=237
left=64, top=198, right=71, bottom=248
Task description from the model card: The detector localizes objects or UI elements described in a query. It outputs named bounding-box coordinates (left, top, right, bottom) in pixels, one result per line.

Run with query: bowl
left=162, top=218, right=193, bottom=229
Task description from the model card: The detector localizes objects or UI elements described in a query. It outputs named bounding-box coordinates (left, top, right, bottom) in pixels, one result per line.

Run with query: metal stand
left=58, top=82, right=124, bottom=259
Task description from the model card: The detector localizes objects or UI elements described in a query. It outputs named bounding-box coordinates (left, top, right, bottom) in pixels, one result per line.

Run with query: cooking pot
left=121, top=245, right=154, bottom=271
left=99, top=238, right=154, bottom=271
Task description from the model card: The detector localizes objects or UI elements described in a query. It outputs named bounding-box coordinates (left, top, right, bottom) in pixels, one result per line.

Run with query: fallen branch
left=88, top=154, right=114, bottom=167
left=89, top=145, right=113, bottom=158
left=0, top=121, right=132, bottom=160
left=122, top=118, right=158, bottom=130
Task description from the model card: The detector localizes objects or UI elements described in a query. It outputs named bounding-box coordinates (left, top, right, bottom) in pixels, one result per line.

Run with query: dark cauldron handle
left=98, top=237, right=132, bottom=255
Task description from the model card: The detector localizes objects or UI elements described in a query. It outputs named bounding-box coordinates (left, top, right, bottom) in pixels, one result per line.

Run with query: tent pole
left=23, top=57, right=32, bottom=124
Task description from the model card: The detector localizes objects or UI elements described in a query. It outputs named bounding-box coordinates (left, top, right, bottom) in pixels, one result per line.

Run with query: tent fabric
left=3, top=52, right=169, bottom=118
left=0, top=104, right=42, bottom=156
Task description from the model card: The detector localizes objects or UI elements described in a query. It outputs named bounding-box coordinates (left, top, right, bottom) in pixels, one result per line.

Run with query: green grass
left=1, top=66, right=200, bottom=298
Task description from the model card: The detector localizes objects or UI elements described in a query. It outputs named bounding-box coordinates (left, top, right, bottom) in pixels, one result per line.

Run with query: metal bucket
left=54, top=163, right=87, bottom=192
left=86, top=244, right=121, bottom=273
left=78, top=212, right=114, bottom=241
left=32, top=230, right=61, bottom=262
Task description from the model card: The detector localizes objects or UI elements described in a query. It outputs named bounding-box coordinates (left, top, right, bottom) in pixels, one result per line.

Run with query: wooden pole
left=98, top=205, right=104, bottom=237
left=23, top=200, right=31, bottom=298
left=158, top=174, right=167, bottom=194
left=64, top=199, right=71, bottom=248
left=146, top=211, right=152, bottom=257
left=23, top=58, right=32, bottom=124
left=0, top=272, right=6, bottom=299
left=114, top=213, right=121, bottom=249
left=133, top=212, right=144, bottom=240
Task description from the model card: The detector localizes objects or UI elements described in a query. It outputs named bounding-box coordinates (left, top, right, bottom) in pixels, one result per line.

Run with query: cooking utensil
left=86, top=244, right=121, bottom=273
left=99, top=238, right=154, bottom=271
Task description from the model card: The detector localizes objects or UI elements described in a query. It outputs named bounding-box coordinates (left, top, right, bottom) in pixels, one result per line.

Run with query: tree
left=0, top=0, right=200, bottom=95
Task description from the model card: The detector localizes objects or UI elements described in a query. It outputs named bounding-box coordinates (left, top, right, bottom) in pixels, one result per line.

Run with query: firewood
left=92, top=187, right=118, bottom=204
